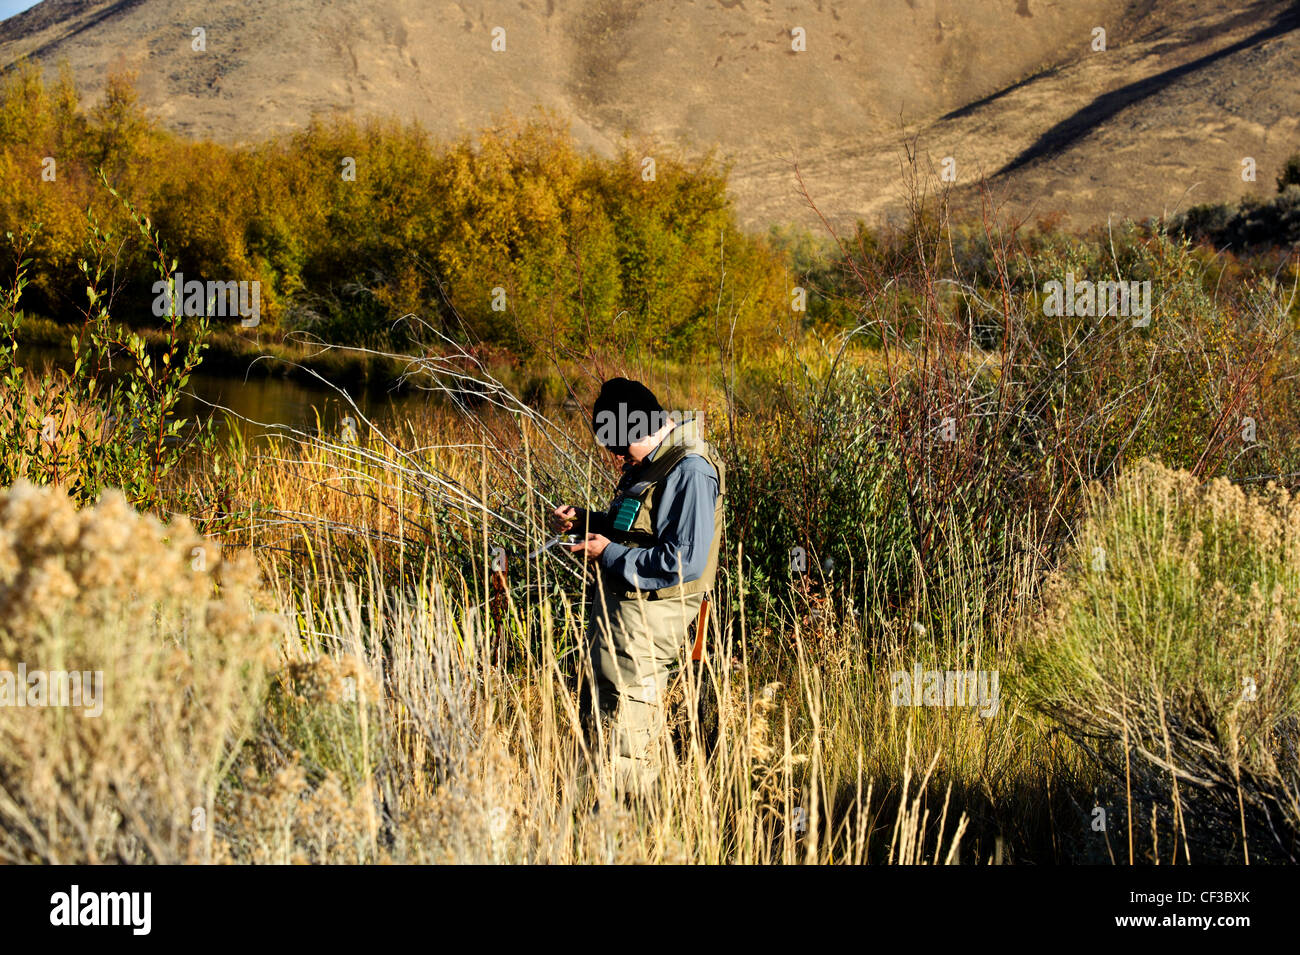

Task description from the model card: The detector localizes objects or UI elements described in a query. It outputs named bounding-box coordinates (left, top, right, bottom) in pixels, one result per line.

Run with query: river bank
left=14, top=313, right=420, bottom=395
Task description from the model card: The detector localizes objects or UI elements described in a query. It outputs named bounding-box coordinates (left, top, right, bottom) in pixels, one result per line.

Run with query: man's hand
left=565, top=533, right=610, bottom=559
left=550, top=505, right=578, bottom=533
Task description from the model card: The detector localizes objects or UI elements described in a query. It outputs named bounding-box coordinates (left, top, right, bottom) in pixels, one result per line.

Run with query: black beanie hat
left=592, top=378, right=664, bottom=450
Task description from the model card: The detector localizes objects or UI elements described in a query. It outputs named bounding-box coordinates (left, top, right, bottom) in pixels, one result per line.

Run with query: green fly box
left=611, top=497, right=642, bottom=532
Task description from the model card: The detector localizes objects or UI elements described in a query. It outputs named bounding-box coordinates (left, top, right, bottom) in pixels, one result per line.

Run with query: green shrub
left=0, top=182, right=215, bottom=512
left=1019, top=459, right=1300, bottom=861
left=0, top=68, right=788, bottom=359
left=1277, top=152, right=1300, bottom=193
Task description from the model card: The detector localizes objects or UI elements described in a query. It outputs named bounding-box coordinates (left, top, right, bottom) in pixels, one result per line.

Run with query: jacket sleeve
left=597, top=455, right=718, bottom=592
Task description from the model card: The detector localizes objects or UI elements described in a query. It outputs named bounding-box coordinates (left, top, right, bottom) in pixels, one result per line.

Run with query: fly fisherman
left=551, top=378, right=725, bottom=798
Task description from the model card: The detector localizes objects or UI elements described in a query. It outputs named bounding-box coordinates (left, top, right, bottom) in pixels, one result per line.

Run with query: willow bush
left=0, top=64, right=786, bottom=359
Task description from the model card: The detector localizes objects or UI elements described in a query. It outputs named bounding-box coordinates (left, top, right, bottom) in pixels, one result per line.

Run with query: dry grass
left=173, top=399, right=1073, bottom=864
left=0, top=420, right=1059, bottom=863
left=223, top=543, right=1000, bottom=864
left=4, top=332, right=1295, bottom=864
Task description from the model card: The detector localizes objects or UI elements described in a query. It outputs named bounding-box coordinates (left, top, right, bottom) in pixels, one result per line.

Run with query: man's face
left=605, top=422, right=670, bottom=465
left=625, top=432, right=658, bottom=463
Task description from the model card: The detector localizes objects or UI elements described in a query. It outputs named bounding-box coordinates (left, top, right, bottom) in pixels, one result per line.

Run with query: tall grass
left=2, top=135, right=1298, bottom=862
left=171, top=383, right=1080, bottom=864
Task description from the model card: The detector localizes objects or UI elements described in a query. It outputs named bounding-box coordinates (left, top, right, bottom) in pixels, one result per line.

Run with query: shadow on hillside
left=996, top=1, right=1300, bottom=176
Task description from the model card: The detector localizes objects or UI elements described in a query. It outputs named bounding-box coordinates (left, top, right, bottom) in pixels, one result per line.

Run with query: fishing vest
left=604, top=417, right=726, bottom=600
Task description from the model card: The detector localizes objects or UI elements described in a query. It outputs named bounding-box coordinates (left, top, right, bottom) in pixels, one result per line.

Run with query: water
left=174, top=367, right=424, bottom=442
left=18, top=343, right=428, bottom=445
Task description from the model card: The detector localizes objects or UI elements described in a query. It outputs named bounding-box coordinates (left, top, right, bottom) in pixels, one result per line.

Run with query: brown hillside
left=2, top=0, right=1297, bottom=230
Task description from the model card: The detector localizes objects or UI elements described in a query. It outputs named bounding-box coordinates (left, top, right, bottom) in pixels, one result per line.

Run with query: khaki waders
left=585, top=576, right=705, bottom=795
left=579, top=418, right=725, bottom=798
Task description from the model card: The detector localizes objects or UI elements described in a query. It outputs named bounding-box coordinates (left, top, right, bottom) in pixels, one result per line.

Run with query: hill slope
left=2, top=0, right=1297, bottom=230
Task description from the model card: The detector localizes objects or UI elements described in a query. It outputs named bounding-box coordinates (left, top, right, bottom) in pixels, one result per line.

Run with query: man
left=552, top=378, right=725, bottom=796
